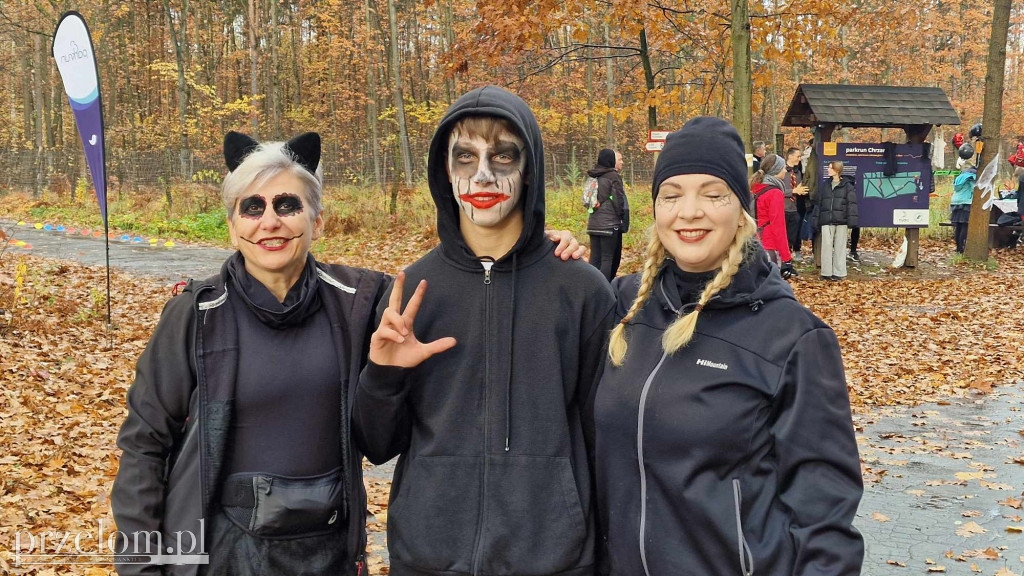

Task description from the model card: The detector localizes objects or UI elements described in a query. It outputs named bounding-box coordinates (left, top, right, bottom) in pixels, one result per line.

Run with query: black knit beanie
left=597, top=148, right=616, bottom=168
left=651, top=116, right=751, bottom=213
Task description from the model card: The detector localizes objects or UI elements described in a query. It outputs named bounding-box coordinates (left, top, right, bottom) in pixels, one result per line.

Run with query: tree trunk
left=163, top=0, right=190, bottom=159
left=639, top=27, right=657, bottom=130
left=585, top=22, right=595, bottom=160
left=964, top=0, right=1012, bottom=262
left=366, top=0, right=383, bottom=191
left=31, top=35, right=44, bottom=151
left=730, top=0, right=752, bottom=150
left=270, top=0, right=281, bottom=138
left=388, top=0, right=414, bottom=193
left=605, top=21, right=614, bottom=147
left=248, top=0, right=259, bottom=134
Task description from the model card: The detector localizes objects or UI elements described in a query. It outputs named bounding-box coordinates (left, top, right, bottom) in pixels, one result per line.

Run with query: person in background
left=951, top=162, right=977, bottom=254
left=750, top=153, right=798, bottom=278
left=785, top=147, right=809, bottom=260
left=594, top=117, right=863, bottom=576
left=816, top=160, right=858, bottom=281
left=848, top=226, right=861, bottom=262
left=752, top=141, right=766, bottom=172
left=587, top=148, right=630, bottom=280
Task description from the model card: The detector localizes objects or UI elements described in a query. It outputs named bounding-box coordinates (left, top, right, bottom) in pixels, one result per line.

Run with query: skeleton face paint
left=447, top=124, right=526, bottom=228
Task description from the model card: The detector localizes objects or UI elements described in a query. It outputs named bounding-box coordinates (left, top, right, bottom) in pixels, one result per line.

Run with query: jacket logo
left=696, top=359, right=728, bottom=371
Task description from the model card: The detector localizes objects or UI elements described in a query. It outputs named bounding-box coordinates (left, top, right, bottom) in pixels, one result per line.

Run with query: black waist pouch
left=220, top=466, right=346, bottom=539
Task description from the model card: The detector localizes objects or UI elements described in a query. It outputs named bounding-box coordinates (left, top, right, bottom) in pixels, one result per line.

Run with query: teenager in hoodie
left=352, top=86, right=615, bottom=576
left=951, top=164, right=977, bottom=254
left=594, top=117, right=863, bottom=576
left=587, top=148, right=630, bottom=280
left=815, top=161, right=859, bottom=281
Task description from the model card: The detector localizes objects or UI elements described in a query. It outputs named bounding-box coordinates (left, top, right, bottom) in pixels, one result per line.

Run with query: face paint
left=238, top=193, right=305, bottom=220
left=238, top=196, right=267, bottom=220
left=272, top=193, right=304, bottom=217
left=447, top=124, right=526, bottom=228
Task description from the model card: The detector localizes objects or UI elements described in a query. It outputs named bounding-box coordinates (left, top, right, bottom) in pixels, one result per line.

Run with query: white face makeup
left=447, top=123, right=527, bottom=228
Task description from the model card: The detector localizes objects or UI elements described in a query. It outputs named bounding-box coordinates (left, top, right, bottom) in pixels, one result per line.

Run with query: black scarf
left=226, top=251, right=322, bottom=330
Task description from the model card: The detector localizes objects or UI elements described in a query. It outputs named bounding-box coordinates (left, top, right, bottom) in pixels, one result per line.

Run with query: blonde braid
left=662, top=212, right=757, bottom=354
left=608, top=226, right=666, bottom=366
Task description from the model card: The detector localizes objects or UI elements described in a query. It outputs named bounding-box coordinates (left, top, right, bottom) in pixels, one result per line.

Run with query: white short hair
left=221, top=141, right=323, bottom=222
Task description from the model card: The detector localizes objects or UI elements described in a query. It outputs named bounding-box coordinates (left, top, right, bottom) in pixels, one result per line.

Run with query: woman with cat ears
left=592, top=117, right=864, bottom=576
left=110, top=131, right=584, bottom=576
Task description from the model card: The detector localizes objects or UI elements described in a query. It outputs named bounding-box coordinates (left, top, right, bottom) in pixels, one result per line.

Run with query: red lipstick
left=460, top=193, right=511, bottom=210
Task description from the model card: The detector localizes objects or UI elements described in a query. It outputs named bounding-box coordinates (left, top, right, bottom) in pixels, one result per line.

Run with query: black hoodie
left=352, top=86, right=615, bottom=576
left=594, top=249, right=864, bottom=576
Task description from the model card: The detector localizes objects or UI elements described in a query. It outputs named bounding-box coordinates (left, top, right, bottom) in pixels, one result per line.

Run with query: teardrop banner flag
left=52, top=12, right=108, bottom=225
left=52, top=11, right=112, bottom=328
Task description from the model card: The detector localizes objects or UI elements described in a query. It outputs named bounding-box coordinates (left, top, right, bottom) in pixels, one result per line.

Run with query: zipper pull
left=481, top=260, right=494, bottom=285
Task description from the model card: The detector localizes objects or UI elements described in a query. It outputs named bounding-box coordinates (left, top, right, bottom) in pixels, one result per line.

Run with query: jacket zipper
left=636, top=351, right=669, bottom=576
left=191, top=284, right=213, bottom=517
left=471, top=260, right=494, bottom=576
left=732, top=479, right=755, bottom=576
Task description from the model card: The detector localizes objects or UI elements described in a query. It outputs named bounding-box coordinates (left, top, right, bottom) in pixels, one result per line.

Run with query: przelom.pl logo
left=12, top=519, right=208, bottom=566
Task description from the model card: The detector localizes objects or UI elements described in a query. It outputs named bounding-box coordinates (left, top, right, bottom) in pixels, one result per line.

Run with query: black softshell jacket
left=586, top=166, right=629, bottom=233
left=111, top=260, right=387, bottom=576
left=594, top=251, right=864, bottom=576
left=352, top=86, right=616, bottom=576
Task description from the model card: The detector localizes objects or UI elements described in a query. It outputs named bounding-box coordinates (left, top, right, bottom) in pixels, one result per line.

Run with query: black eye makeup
left=272, top=194, right=304, bottom=217
left=236, top=194, right=305, bottom=219
left=238, top=196, right=267, bottom=220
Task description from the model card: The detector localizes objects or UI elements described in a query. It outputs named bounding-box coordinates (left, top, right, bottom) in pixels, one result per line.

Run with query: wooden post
left=901, top=125, right=933, bottom=268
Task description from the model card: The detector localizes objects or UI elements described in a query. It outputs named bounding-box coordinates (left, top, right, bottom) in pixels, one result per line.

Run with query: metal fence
left=0, top=145, right=658, bottom=197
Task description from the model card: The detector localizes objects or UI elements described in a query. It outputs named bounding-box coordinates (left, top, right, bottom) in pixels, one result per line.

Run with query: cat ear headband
left=223, top=131, right=321, bottom=175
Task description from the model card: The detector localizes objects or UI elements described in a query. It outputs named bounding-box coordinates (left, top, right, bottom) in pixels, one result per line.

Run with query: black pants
left=794, top=196, right=808, bottom=252
left=849, top=227, right=860, bottom=253
left=589, top=232, right=622, bottom=281
left=954, top=223, right=969, bottom=253
left=785, top=211, right=802, bottom=254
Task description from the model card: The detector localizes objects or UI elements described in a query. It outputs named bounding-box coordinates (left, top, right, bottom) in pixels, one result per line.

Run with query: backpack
left=582, top=176, right=600, bottom=212
left=751, top=185, right=776, bottom=236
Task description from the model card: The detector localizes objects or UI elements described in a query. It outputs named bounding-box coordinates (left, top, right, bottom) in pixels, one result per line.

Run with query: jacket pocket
left=481, top=456, right=589, bottom=576
left=387, top=456, right=481, bottom=573
left=732, top=479, right=755, bottom=576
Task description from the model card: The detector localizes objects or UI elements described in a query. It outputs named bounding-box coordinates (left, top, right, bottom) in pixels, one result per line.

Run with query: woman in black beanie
left=593, top=116, right=864, bottom=576
left=586, top=148, right=630, bottom=280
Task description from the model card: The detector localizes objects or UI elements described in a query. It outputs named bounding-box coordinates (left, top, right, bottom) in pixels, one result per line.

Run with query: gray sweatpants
left=821, top=225, right=848, bottom=278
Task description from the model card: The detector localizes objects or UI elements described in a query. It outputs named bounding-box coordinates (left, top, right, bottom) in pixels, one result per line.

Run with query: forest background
left=3, top=0, right=1024, bottom=192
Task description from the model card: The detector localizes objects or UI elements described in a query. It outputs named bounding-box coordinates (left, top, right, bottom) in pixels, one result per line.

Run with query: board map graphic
left=862, top=171, right=924, bottom=199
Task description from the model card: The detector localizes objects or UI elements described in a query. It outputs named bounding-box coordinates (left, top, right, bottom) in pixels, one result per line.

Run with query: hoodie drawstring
left=505, top=253, right=517, bottom=451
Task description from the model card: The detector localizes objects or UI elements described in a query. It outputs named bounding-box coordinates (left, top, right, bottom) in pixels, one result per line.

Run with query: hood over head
left=427, top=86, right=546, bottom=267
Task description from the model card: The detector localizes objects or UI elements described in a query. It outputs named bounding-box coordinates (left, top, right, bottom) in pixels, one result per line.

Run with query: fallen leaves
left=956, top=522, right=988, bottom=537
left=1000, top=497, right=1023, bottom=510
left=871, top=512, right=891, bottom=522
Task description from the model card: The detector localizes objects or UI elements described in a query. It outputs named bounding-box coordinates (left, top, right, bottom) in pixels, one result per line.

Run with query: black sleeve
left=351, top=278, right=415, bottom=464
left=111, top=295, right=197, bottom=576
left=614, top=177, right=629, bottom=233
left=846, top=183, right=858, bottom=228
left=771, top=328, right=864, bottom=575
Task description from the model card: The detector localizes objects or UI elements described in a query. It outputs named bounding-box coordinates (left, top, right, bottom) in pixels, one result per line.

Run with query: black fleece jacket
left=352, top=86, right=615, bottom=576
left=594, top=249, right=864, bottom=576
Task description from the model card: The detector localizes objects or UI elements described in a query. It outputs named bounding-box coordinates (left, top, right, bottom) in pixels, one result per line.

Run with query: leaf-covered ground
left=1, top=235, right=1022, bottom=574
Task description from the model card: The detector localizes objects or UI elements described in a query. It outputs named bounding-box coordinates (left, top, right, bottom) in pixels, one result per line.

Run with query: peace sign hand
left=369, top=272, right=457, bottom=368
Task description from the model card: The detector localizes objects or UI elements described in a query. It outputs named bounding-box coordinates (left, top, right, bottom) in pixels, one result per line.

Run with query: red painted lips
left=460, top=193, right=511, bottom=210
